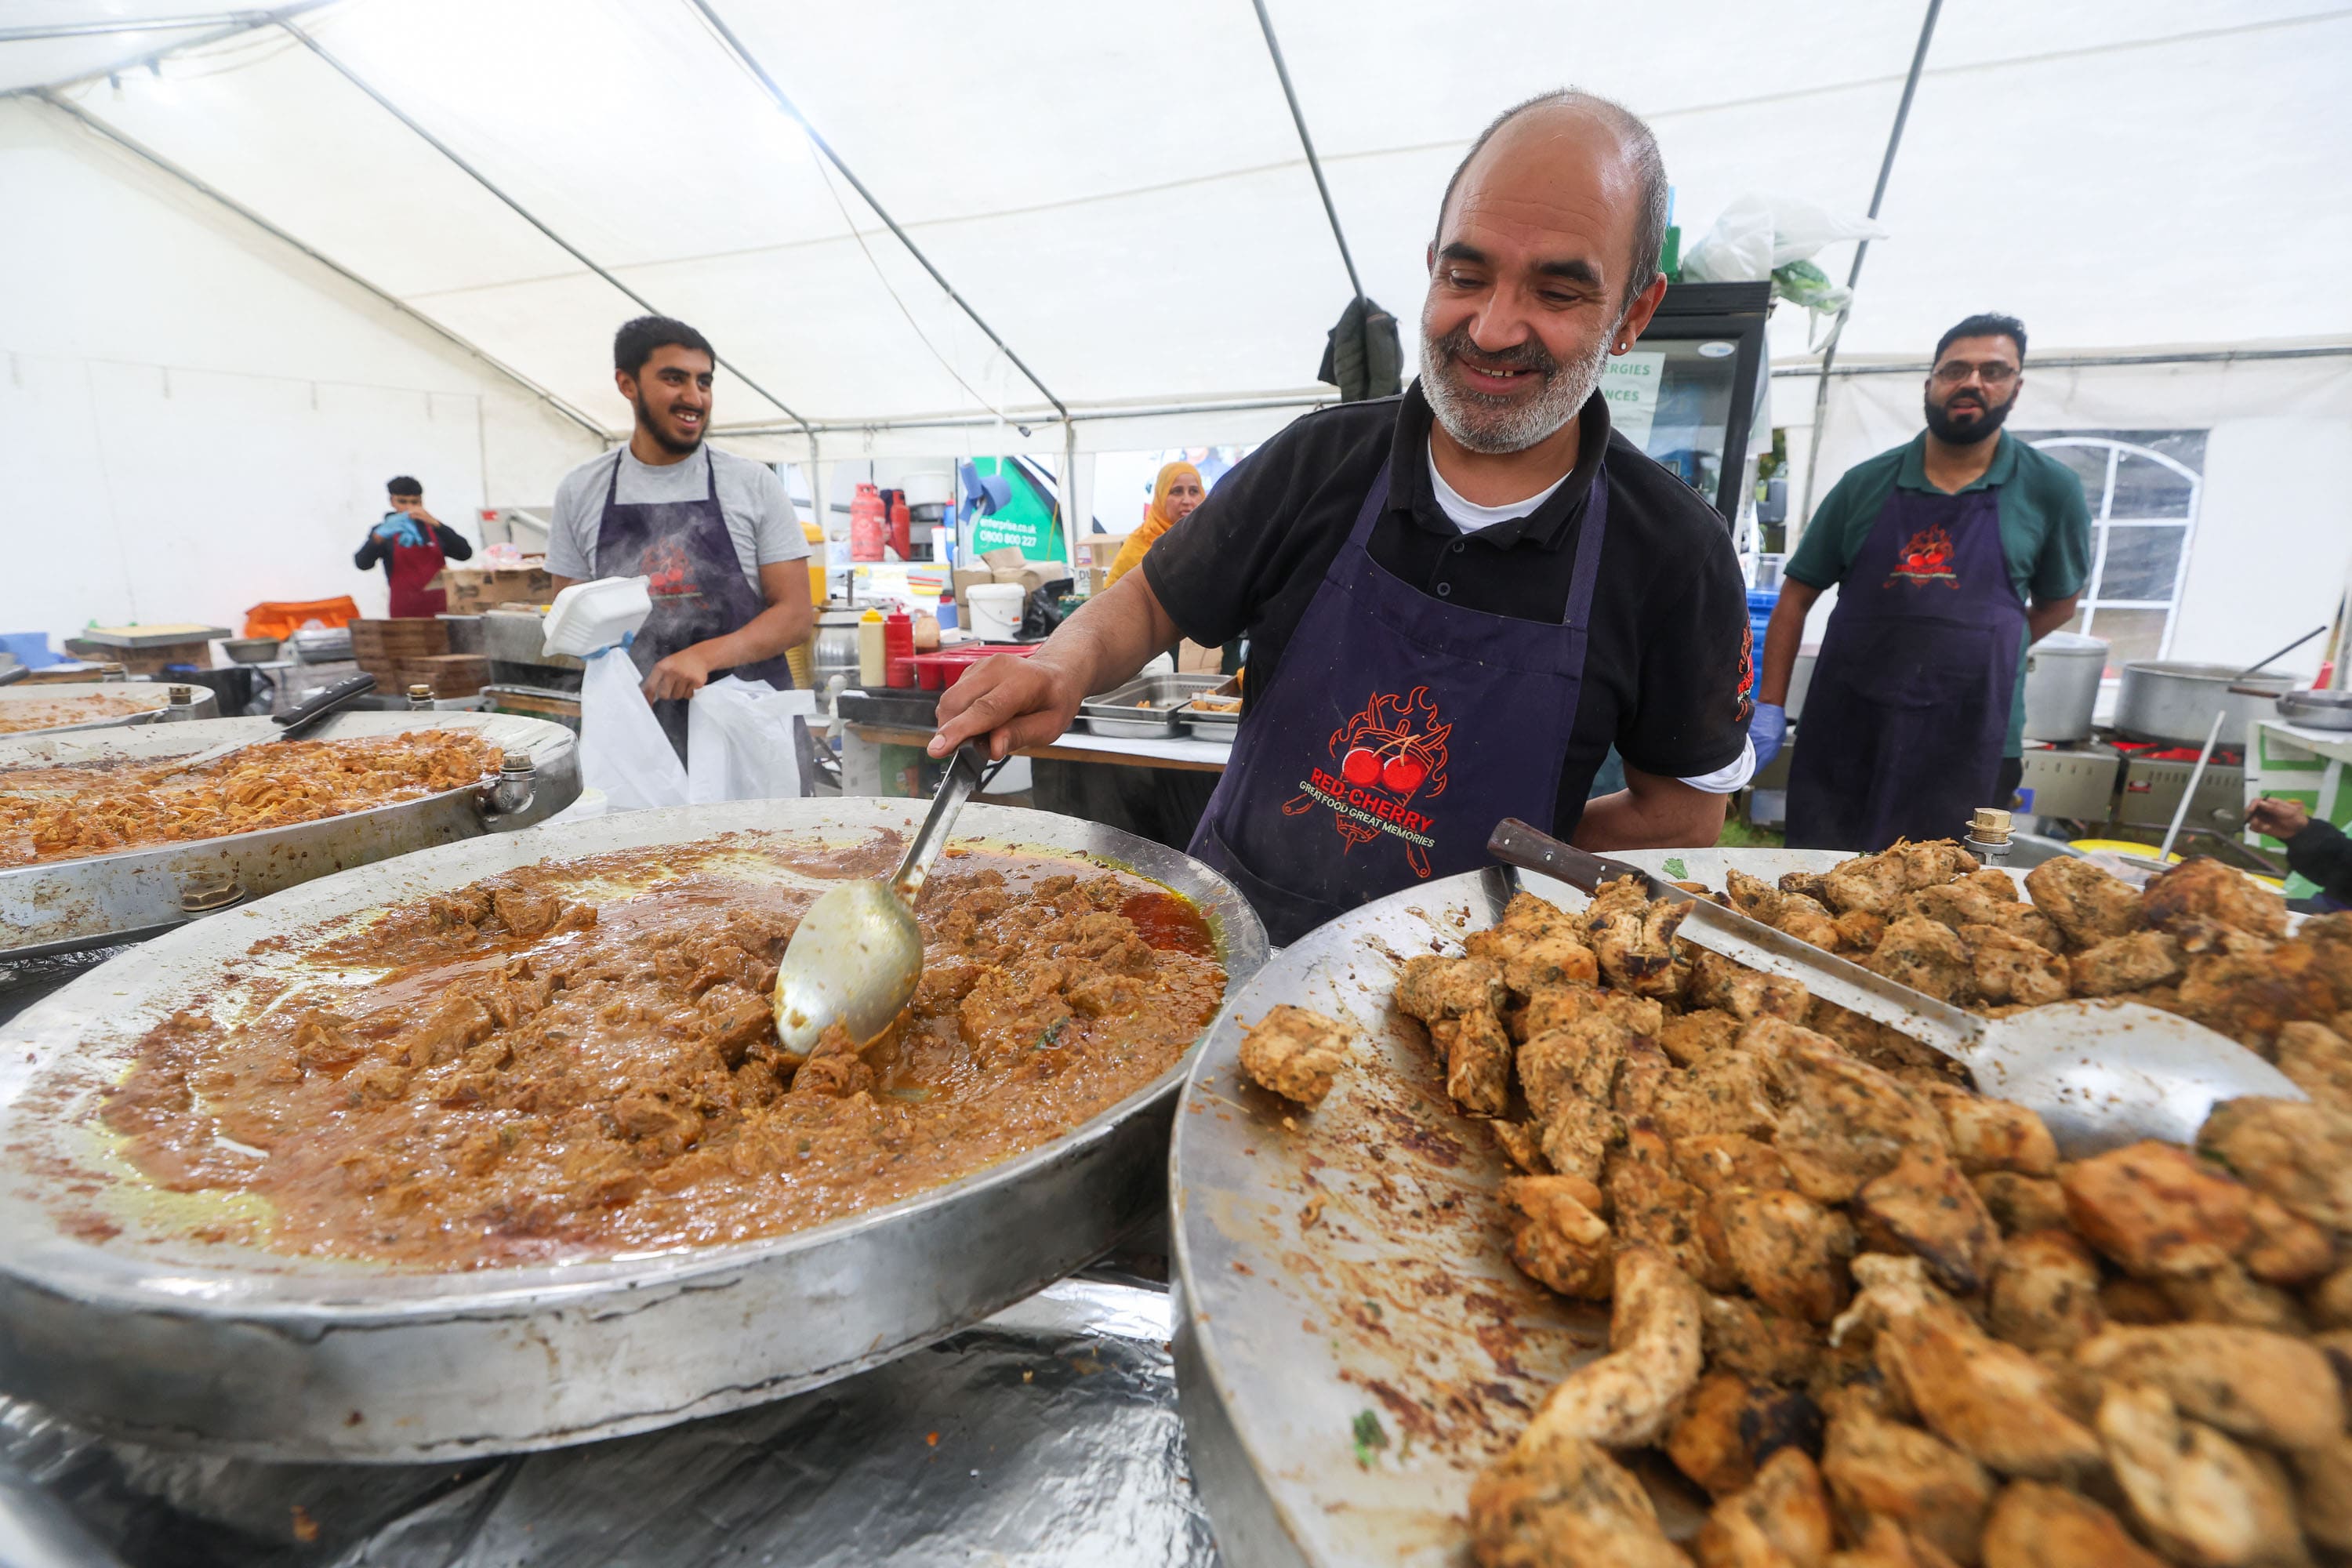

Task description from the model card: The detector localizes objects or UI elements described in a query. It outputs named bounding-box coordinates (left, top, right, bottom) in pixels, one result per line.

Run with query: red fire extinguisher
left=850, top=482, right=885, bottom=563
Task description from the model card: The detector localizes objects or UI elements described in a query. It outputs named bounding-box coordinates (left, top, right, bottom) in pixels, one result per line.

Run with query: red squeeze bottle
left=850, top=483, right=885, bottom=563
left=888, top=493, right=913, bottom=562
left=883, top=609, right=915, bottom=686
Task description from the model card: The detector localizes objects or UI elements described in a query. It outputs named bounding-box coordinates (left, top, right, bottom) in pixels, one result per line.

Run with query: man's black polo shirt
left=1141, top=380, right=1751, bottom=840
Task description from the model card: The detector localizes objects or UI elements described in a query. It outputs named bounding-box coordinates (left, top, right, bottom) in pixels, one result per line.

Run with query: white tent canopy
left=10, top=0, right=2350, bottom=464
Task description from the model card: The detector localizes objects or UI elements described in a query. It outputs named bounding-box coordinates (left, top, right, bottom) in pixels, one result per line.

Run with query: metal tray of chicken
left=0, top=710, right=578, bottom=960
left=0, top=797, right=1268, bottom=1462
left=1078, top=673, right=1229, bottom=738
left=0, top=680, right=216, bottom=737
left=1171, top=848, right=1882, bottom=1568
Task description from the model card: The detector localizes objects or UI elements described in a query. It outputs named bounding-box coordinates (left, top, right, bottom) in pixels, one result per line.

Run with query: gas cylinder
left=850, top=482, right=885, bottom=562
left=887, top=492, right=913, bottom=562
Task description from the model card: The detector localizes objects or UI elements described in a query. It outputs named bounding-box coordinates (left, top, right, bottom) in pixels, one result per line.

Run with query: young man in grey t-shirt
left=547, top=316, right=812, bottom=728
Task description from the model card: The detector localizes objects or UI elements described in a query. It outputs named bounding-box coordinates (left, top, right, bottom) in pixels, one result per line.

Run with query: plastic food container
left=965, top=583, right=1026, bottom=641
left=908, top=645, right=1035, bottom=691
left=541, top=576, right=652, bottom=658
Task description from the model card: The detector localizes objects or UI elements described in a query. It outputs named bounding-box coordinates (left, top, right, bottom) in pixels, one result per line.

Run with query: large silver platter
left=0, top=710, right=579, bottom=959
left=1171, top=851, right=1856, bottom=1568
left=0, top=797, right=1265, bottom=1462
left=0, top=681, right=213, bottom=735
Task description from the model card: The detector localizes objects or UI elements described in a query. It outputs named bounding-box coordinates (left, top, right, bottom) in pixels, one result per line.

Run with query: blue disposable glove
left=1748, top=702, right=1787, bottom=770
left=373, top=512, right=426, bottom=548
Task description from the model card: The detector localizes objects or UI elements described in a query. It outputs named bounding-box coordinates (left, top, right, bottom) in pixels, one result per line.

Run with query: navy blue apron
left=1784, top=476, right=2024, bottom=852
left=1189, top=462, right=1611, bottom=946
left=592, top=448, right=796, bottom=758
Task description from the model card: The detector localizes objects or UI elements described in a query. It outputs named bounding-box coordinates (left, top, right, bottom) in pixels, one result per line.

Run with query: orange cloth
left=1105, top=461, right=1204, bottom=586
left=243, top=597, right=361, bottom=641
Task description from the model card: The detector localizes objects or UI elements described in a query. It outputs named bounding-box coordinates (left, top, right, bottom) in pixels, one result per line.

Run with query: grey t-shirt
left=547, top=445, right=805, bottom=591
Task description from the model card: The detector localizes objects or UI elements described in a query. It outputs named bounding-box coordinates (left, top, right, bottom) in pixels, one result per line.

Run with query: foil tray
left=0, top=798, right=1267, bottom=1463
left=0, top=710, right=579, bottom=959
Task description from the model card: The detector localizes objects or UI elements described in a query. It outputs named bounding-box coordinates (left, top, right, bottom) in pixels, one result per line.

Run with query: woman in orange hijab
left=1105, top=460, right=1206, bottom=585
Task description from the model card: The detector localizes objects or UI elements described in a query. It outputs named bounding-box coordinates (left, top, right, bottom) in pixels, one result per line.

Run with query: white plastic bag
left=688, top=677, right=818, bottom=803
left=1684, top=192, right=1888, bottom=282
left=578, top=646, right=688, bottom=811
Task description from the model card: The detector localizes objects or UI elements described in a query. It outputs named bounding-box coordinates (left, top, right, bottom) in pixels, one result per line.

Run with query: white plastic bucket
left=965, top=583, right=1025, bottom=641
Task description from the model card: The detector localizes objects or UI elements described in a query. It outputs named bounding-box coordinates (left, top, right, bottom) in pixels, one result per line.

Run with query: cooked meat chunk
left=2274, top=1020, right=2352, bottom=1116
left=1541, top=1096, right=1619, bottom=1185
left=1236, top=1004, right=1350, bottom=1107
left=1776, top=893, right=1846, bottom=953
left=1702, top=1293, right=1824, bottom=1387
left=1500, top=1174, right=1614, bottom=1299
left=2160, top=1260, right=2311, bottom=1334
left=1667, top=1372, right=1824, bottom=1497
left=1980, top=1481, right=2168, bottom=1568
left=1510, top=981, right=1602, bottom=1042
left=1663, top=1007, right=1743, bottom=1067
left=1520, top=1014, right=1627, bottom=1123
left=1987, top=1229, right=2104, bottom=1354
left=1396, top=953, right=1507, bottom=1022
left=1819, top=1391, right=1994, bottom=1568
left=1858, top=1147, right=2002, bottom=1296
left=1864, top=917, right=1976, bottom=1006
left=2296, top=1435, right=2352, bottom=1554
left=1611, top=1124, right=1737, bottom=1291
left=1467, top=893, right=1602, bottom=993
left=1693, top=1447, right=1834, bottom=1568
left=1780, top=870, right=1832, bottom=902
left=1799, top=999, right=1960, bottom=1081
left=2198, top=1096, right=2352, bottom=1232
left=1755, top=1019, right=1947, bottom=1203
left=1468, top=1432, right=1693, bottom=1568
left=1719, top=1188, right=1856, bottom=1323
left=1918, top=1085, right=2056, bottom=1178
left=2074, top=1323, right=2344, bottom=1451
left=1585, top=883, right=1692, bottom=999
left=2023, top=856, right=2144, bottom=950
left=1822, top=841, right=1976, bottom=918
left=2240, top=1190, right=2336, bottom=1286
left=2170, top=915, right=2278, bottom=960
left=1654, top=1047, right=1777, bottom=1145
left=1961, top=924, right=2071, bottom=1008
left=1675, top=1133, right=1793, bottom=1196
left=1686, top=949, right=1813, bottom=1023
left=2067, top=930, right=2183, bottom=997
left=1971, top=1172, right=2070, bottom=1236
left=1726, top=868, right=1787, bottom=927
left=1522, top=1244, right=1707, bottom=1449
left=2143, top=856, right=2289, bottom=941
left=2096, top=1382, right=2310, bottom=1568
left=1491, top=1119, right=1550, bottom=1174
left=1849, top=1254, right=2103, bottom=1479
left=1902, top=877, right=2022, bottom=936
left=1431, top=1005, right=1514, bottom=1117
left=1835, top=909, right=1893, bottom=956
left=2060, top=1139, right=2252, bottom=1276
left=2178, top=944, right=2341, bottom=1052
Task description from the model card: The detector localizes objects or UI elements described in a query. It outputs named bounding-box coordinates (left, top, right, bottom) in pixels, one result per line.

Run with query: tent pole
left=1774, top=343, right=2352, bottom=377
left=275, top=17, right=818, bottom=448
left=32, top=89, right=610, bottom=444
left=682, top=0, right=1069, bottom=425
left=1250, top=0, right=1363, bottom=302
left=1062, top=423, right=1083, bottom=568
left=1795, top=0, right=1941, bottom=532
left=0, top=1, right=339, bottom=99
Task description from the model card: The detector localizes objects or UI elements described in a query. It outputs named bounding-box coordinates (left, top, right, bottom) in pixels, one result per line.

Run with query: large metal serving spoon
left=1486, top=818, right=2307, bottom=1156
left=771, top=742, right=988, bottom=1060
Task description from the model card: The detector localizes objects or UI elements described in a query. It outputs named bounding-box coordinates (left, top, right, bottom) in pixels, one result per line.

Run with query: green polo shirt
left=1784, top=431, right=2093, bottom=756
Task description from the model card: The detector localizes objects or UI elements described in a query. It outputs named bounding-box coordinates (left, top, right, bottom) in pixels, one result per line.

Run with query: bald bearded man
left=929, top=91, right=1752, bottom=944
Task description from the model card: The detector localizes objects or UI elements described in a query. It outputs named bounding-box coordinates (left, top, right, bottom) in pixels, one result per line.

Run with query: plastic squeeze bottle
left=857, top=607, right=887, bottom=688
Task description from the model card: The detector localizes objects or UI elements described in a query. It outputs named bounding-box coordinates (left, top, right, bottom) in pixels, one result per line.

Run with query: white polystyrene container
left=965, top=583, right=1025, bottom=641
left=543, top=575, right=652, bottom=657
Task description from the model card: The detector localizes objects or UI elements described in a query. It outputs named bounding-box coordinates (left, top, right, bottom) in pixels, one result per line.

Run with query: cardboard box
left=1081, top=534, right=1131, bottom=571
left=431, top=562, right=557, bottom=609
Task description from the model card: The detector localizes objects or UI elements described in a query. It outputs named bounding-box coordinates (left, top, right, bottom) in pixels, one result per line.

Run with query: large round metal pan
left=1171, top=851, right=1854, bottom=1568
left=0, top=710, right=579, bottom=960
left=0, top=798, right=1266, bottom=1462
left=0, top=681, right=214, bottom=736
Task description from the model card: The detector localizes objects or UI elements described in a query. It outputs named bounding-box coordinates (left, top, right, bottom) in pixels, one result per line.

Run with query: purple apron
left=593, top=448, right=796, bottom=757
left=1784, top=478, right=2024, bottom=852
left=1189, top=463, right=1610, bottom=946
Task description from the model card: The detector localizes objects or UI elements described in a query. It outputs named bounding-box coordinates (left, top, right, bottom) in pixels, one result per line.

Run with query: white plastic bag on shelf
left=688, top=677, right=818, bottom=803
left=578, top=646, right=688, bottom=811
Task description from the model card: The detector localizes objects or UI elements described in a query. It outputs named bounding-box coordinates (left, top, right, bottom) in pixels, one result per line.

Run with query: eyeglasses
left=1931, top=360, right=2020, bottom=387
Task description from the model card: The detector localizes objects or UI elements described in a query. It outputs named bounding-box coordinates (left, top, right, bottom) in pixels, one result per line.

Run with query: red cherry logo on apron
left=1381, top=755, right=1427, bottom=794
left=1341, top=747, right=1381, bottom=786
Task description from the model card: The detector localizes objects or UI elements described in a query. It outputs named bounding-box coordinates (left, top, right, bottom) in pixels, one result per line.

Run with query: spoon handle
left=892, top=742, right=988, bottom=903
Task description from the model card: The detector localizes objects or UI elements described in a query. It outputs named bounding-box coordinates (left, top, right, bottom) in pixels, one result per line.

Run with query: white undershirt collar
left=1425, top=439, right=1573, bottom=534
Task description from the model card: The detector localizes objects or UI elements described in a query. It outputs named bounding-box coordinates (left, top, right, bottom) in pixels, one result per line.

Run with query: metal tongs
left=158, top=673, right=376, bottom=775
left=1485, top=818, right=2305, bottom=1156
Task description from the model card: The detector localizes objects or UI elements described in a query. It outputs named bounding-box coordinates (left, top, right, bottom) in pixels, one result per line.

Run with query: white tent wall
left=0, top=96, right=602, bottom=648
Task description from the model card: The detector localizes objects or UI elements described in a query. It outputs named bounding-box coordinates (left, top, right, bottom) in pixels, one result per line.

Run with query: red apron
left=385, top=523, right=448, bottom=619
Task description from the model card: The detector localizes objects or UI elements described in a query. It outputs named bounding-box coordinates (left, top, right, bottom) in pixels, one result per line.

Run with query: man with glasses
left=1754, top=313, right=2092, bottom=851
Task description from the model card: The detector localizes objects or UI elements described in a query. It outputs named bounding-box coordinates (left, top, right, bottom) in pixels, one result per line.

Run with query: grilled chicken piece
left=1755, top=1018, right=1947, bottom=1204
left=2198, top=1096, right=2352, bottom=1232
left=1820, top=840, right=1980, bottom=918
left=2074, top=1323, right=2345, bottom=1451
left=1236, top=1004, right=1350, bottom=1107
left=1686, top=949, right=1813, bottom=1024
left=2296, top=1433, right=2352, bottom=1554
left=1979, top=1481, right=2168, bottom=1568
left=2060, top=1138, right=2252, bottom=1276
left=1521, top=1244, right=1706, bottom=1450
left=2096, top=1382, right=2311, bottom=1568
left=1611, top=1123, right=1739, bottom=1291
left=1520, top=1013, right=1628, bottom=1124
left=1858, top=1147, right=2002, bottom=1296
left=1693, top=1447, right=1835, bottom=1568
left=1776, top=893, right=1846, bottom=953
left=1675, top=1133, right=1793, bottom=1196
left=1901, top=877, right=2021, bottom=936
left=2023, top=856, right=2144, bottom=950
left=1467, top=892, right=1602, bottom=993
left=1663, top=1007, right=1743, bottom=1066
left=1541, top=1097, right=1620, bottom=1185
left=1491, top=1119, right=1551, bottom=1174
left=1468, top=1431, right=1693, bottom=1568
left=1819, top=1390, right=1994, bottom=1568
left=1866, top=917, right=1977, bottom=1006
left=1654, top=1047, right=1778, bottom=1145
left=1431, top=1007, right=1514, bottom=1117
left=1500, top=1174, right=1615, bottom=1299
left=1971, top=1172, right=2070, bottom=1236
left=1987, top=1229, right=2104, bottom=1354
left=1702, top=1292, right=1825, bottom=1387
left=2067, top=930, right=2184, bottom=997
left=1846, top=1254, right=2103, bottom=1479
left=1961, top=924, right=2071, bottom=1008
left=2159, top=1260, right=2311, bottom=1334
left=1833, top=909, right=1892, bottom=955
left=2177, top=944, right=2341, bottom=1053
left=1668, top=1372, right=1825, bottom=1497
left=1510, top=981, right=1603, bottom=1043
left=1585, top=884, right=1692, bottom=999
left=2241, top=1190, right=2336, bottom=1286
left=1719, top=1187, right=1857, bottom=1323
left=1726, top=868, right=1787, bottom=927
left=1396, top=953, right=1507, bottom=1022
left=2274, top=1020, right=2352, bottom=1116
left=1916, top=1085, right=2056, bottom=1178
left=2143, top=855, right=2290, bottom=940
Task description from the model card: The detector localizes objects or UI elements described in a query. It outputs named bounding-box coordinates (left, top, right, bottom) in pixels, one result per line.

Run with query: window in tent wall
left=2018, top=430, right=2207, bottom=679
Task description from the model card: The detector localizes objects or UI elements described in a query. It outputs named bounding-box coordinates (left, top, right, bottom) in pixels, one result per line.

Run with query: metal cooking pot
left=2279, top=689, right=2352, bottom=732
left=811, top=608, right=863, bottom=695
left=2112, top=661, right=2295, bottom=746
left=2020, top=632, right=2108, bottom=742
